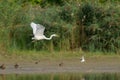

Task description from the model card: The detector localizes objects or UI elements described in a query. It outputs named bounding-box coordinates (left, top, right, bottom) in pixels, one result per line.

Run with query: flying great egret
left=30, top=22, right=58, bottom=40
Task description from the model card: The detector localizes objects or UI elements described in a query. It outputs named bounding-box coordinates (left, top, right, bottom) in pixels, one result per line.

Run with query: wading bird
left=59, top=62, right=63, bottom=67
left=14, top=63, right=19, bottom=69
left=30, top=22, right=58, bottom=41
left=0, top=64, right=6, bottom=70
left=80, top=56, right=85, bottom=63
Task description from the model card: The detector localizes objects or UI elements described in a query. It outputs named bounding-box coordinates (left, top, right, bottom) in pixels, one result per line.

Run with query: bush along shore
left=0, top=0, right=120, bottom=54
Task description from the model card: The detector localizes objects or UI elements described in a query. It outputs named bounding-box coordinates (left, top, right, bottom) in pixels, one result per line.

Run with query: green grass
left=0, top=49, right=119, bottom=63
left=0, top=72, right=120, bottom=80
left=0, top=0, right=120, bottom=55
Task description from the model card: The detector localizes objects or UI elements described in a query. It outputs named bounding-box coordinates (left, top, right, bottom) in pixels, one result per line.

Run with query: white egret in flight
left=30, top=22, right=58, bottom=40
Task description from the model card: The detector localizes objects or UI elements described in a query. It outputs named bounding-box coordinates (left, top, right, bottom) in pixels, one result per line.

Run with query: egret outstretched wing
left=35, top=24, right=45, bottom=36
left=30, top=22, right=45, bottom=36
left=30, top=22, right=37, bottom=35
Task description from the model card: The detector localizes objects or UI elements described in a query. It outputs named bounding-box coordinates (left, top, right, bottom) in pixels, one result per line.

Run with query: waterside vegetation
left=0, top=0, right=120, bottom=56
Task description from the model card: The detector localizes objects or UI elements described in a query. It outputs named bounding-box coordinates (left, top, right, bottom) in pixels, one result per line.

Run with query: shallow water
left=0, top=73, right=120, bottom=80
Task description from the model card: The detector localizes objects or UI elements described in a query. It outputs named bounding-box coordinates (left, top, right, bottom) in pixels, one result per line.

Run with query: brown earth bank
left=0, top=56, right=120, bottom=74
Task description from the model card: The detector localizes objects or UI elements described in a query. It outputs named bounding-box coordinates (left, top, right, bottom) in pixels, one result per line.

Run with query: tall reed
left=0, top=0, right=120, bottom=54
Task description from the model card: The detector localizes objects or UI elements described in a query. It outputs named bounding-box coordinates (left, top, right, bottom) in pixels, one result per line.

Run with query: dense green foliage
left=0, top=0, right=120, bottom=54
left=1, top=73, right=120, bottom=80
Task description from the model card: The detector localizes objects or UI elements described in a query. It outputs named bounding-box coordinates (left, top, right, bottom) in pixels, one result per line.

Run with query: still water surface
left=0, top=73, right=120, bottom=80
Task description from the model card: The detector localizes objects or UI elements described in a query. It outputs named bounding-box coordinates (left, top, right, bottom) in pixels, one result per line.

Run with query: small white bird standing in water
left=80, top=56, right=85, bottom=62
left=30, top=22, right=58, bottom=41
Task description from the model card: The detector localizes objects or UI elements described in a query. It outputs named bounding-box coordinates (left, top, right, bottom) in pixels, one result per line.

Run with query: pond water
left=0, top=73, right=119, bottom=80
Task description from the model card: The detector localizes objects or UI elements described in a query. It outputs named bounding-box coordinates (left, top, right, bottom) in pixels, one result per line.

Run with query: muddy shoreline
left=0, top=57, right=120, bottom=74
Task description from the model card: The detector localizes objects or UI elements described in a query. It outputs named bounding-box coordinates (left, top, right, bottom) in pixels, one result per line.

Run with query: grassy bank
left=0, top=50, right=120, bottom=63
left=0, top=0, right=120, bottom=55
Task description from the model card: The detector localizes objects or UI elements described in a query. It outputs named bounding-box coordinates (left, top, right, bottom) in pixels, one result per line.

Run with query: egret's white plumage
left=30, top=22, right=58, bottom=40
left=80, top=56, right=85, bottom=62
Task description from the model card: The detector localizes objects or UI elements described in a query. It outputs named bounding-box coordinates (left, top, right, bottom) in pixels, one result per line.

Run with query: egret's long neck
left=44, top=34, right=55, bottom=40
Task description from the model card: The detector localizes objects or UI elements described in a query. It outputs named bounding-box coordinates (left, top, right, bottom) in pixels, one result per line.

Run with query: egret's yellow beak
left=55, top=34, right=59, bottom=37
